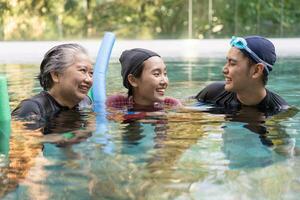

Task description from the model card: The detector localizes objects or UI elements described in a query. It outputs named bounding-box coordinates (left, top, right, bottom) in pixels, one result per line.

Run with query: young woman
left=106, top=48, right=181, bottom=112
left=12, top=43, right=93, bottom=121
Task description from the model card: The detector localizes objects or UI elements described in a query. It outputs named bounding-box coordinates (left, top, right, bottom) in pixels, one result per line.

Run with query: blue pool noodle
left=92, top=32, right=115, bottom=113
left=91, top=32, right=115, bottom=154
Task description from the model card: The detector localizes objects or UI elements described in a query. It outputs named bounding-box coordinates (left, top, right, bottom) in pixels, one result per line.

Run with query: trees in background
left=1, top=0, right=300, bottom=40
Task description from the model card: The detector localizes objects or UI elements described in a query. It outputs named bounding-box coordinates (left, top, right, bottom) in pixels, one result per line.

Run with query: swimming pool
left=1, top=57, right=300, bottom=199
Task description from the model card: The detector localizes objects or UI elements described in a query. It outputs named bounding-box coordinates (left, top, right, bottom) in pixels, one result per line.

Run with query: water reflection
left=1, top=102, right=300, bottom=199
left=202, top=105, right=299, bottom=169
left=0, top=108, right=96, bottom=199
left=0, top=120, right=43, bottom=198
left=85, top=109, right=224, bottom=199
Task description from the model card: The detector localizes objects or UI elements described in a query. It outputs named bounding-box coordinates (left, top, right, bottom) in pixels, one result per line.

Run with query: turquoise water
left=1, top=58, right=300, bottom=199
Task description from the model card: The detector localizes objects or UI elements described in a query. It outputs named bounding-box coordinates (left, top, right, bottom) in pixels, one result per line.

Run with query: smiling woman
left=11, top=43, right=93, bottom=121
left=106, top=48, right=181, bottom=112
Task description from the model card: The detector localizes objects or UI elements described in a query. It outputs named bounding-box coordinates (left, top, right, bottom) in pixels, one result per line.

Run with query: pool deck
left=1, top=38, right=300, bottom=64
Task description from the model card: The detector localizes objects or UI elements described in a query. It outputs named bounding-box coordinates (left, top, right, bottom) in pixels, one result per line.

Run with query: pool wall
left=1, top=38, right=300, bottom=64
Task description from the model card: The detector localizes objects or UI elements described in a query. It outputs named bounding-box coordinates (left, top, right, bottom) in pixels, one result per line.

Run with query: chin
left=154, top=96, right=165, bottom=102
left=76, top=93, right=87, bottom=101
left=224, top=84, right=233, bottom=92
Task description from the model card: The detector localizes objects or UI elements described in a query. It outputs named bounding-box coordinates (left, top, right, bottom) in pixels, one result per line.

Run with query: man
left=195, top=35, right=288, bottom=115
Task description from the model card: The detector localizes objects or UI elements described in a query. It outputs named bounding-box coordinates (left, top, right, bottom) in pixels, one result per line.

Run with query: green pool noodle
left=88, top=88, right=94, bottom=101
left=0, top=120, right=11, bottom=155
left=63, top=132, right=75, bottom=139
left=0, top=75, right=11, bottom=121
left=0, top=75, right=11, bottom=155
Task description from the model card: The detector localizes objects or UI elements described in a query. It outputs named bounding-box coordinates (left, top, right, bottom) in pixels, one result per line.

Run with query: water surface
left=1, top=58, right=300, bottom=199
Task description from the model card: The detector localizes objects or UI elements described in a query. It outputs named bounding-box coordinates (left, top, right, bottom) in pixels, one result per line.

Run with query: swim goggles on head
left=230, top=36, right=272, bottom=74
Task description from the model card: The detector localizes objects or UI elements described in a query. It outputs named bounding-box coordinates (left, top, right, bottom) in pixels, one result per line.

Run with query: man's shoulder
left=204, top=82, right=225, bottom=91
left=195, top=82, right=227, bottom=102
left=265, top=90, right=289, bottom=110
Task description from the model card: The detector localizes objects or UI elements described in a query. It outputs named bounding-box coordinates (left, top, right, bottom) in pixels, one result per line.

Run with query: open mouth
left=224, top=77, right=232, bottom=84
left=156, top=88, right=165, bottom=96
left=79, top=85, right=90, bottom=93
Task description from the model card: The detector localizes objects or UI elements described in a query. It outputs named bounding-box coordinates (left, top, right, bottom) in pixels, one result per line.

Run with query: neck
left=48, top=89, right=77, bottom=109
left=237, top=86, right=266, bottom=106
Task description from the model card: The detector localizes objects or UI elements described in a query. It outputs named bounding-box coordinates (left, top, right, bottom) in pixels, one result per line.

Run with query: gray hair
left=38, top=43, right=89, bottom=90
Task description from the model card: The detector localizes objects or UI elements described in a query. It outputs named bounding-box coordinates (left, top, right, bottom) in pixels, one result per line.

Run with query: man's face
left=223, top=47, right=253, bottom=93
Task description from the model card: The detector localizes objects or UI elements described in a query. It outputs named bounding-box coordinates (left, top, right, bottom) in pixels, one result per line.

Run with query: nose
left=84, top=73, right=93, bottom=85
left=223, top=63, right=229, bottom=75
left=160, top=75, right=169, bottom=86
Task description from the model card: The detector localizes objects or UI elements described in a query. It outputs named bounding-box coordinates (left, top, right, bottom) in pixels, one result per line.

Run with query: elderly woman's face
left=55, top=53, right=93, bottom=104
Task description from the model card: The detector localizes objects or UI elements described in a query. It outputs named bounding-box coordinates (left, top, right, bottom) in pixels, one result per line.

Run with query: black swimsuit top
left=12, top=91, right=92, bottom=121
left=195, top=82, right=289, bottom=116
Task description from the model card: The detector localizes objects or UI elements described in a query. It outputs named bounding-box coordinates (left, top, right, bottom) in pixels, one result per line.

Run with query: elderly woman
left=12, top=43, right=93, bottom=120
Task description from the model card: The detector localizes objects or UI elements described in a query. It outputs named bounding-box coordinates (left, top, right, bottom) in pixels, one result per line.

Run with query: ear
left=251, top=63, right=265, bottom=79
left=127, top=74, right=138, bottom=87
left=50, top=71, right=60, bottom=83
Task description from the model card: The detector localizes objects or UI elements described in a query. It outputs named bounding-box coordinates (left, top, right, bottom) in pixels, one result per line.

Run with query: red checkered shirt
left=106, top=94, right=182, bottom=111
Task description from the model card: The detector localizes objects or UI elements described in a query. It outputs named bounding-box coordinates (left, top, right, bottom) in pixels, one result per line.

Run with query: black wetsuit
left=195, top=82, right=289, bottom=116
left=12, top=91, right=92, bottom=121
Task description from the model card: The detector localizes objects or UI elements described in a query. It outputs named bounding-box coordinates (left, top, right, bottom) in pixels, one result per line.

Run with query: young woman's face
left=131, top=56, right=169, bottom=106
left=55, top=53, right=93, bottom=105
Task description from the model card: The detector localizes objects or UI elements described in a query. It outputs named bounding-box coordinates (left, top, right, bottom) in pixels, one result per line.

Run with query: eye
left=229, top=61, right=236, bottom=66
left=80, top=68, right=87, bottom=73
left=153, top=72, right=160, bottom=77
left=89, top=71, right=94, bottom=77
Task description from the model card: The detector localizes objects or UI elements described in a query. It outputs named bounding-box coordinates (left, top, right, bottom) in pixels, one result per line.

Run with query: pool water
left=1, top=58, right=300, bottom=199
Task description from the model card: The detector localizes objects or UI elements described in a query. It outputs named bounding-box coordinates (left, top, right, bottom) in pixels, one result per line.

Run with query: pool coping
left=1, top=38, right=300, bottom=64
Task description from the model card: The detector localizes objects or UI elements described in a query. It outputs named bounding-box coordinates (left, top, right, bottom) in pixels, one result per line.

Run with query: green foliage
left=0, top=0, right=300, bottom=40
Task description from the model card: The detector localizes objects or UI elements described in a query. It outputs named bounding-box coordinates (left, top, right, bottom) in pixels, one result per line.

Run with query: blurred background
left=1, top=0, right=299, bottom=41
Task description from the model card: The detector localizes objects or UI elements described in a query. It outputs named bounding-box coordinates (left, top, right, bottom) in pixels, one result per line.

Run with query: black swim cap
left=119, top=48, right=160, bottom=89
left=242, top=35, right=276, bottom=73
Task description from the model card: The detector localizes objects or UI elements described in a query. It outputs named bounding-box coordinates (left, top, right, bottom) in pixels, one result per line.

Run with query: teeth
left=79, top=86, right=89, bottom=91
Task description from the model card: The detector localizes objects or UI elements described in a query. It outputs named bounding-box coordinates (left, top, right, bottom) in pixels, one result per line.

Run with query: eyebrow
left=77, top=64, right=93, bottom=70
left=151, top=66, right=167, bottom=71
left=226, top=57, right=238, bottom=63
